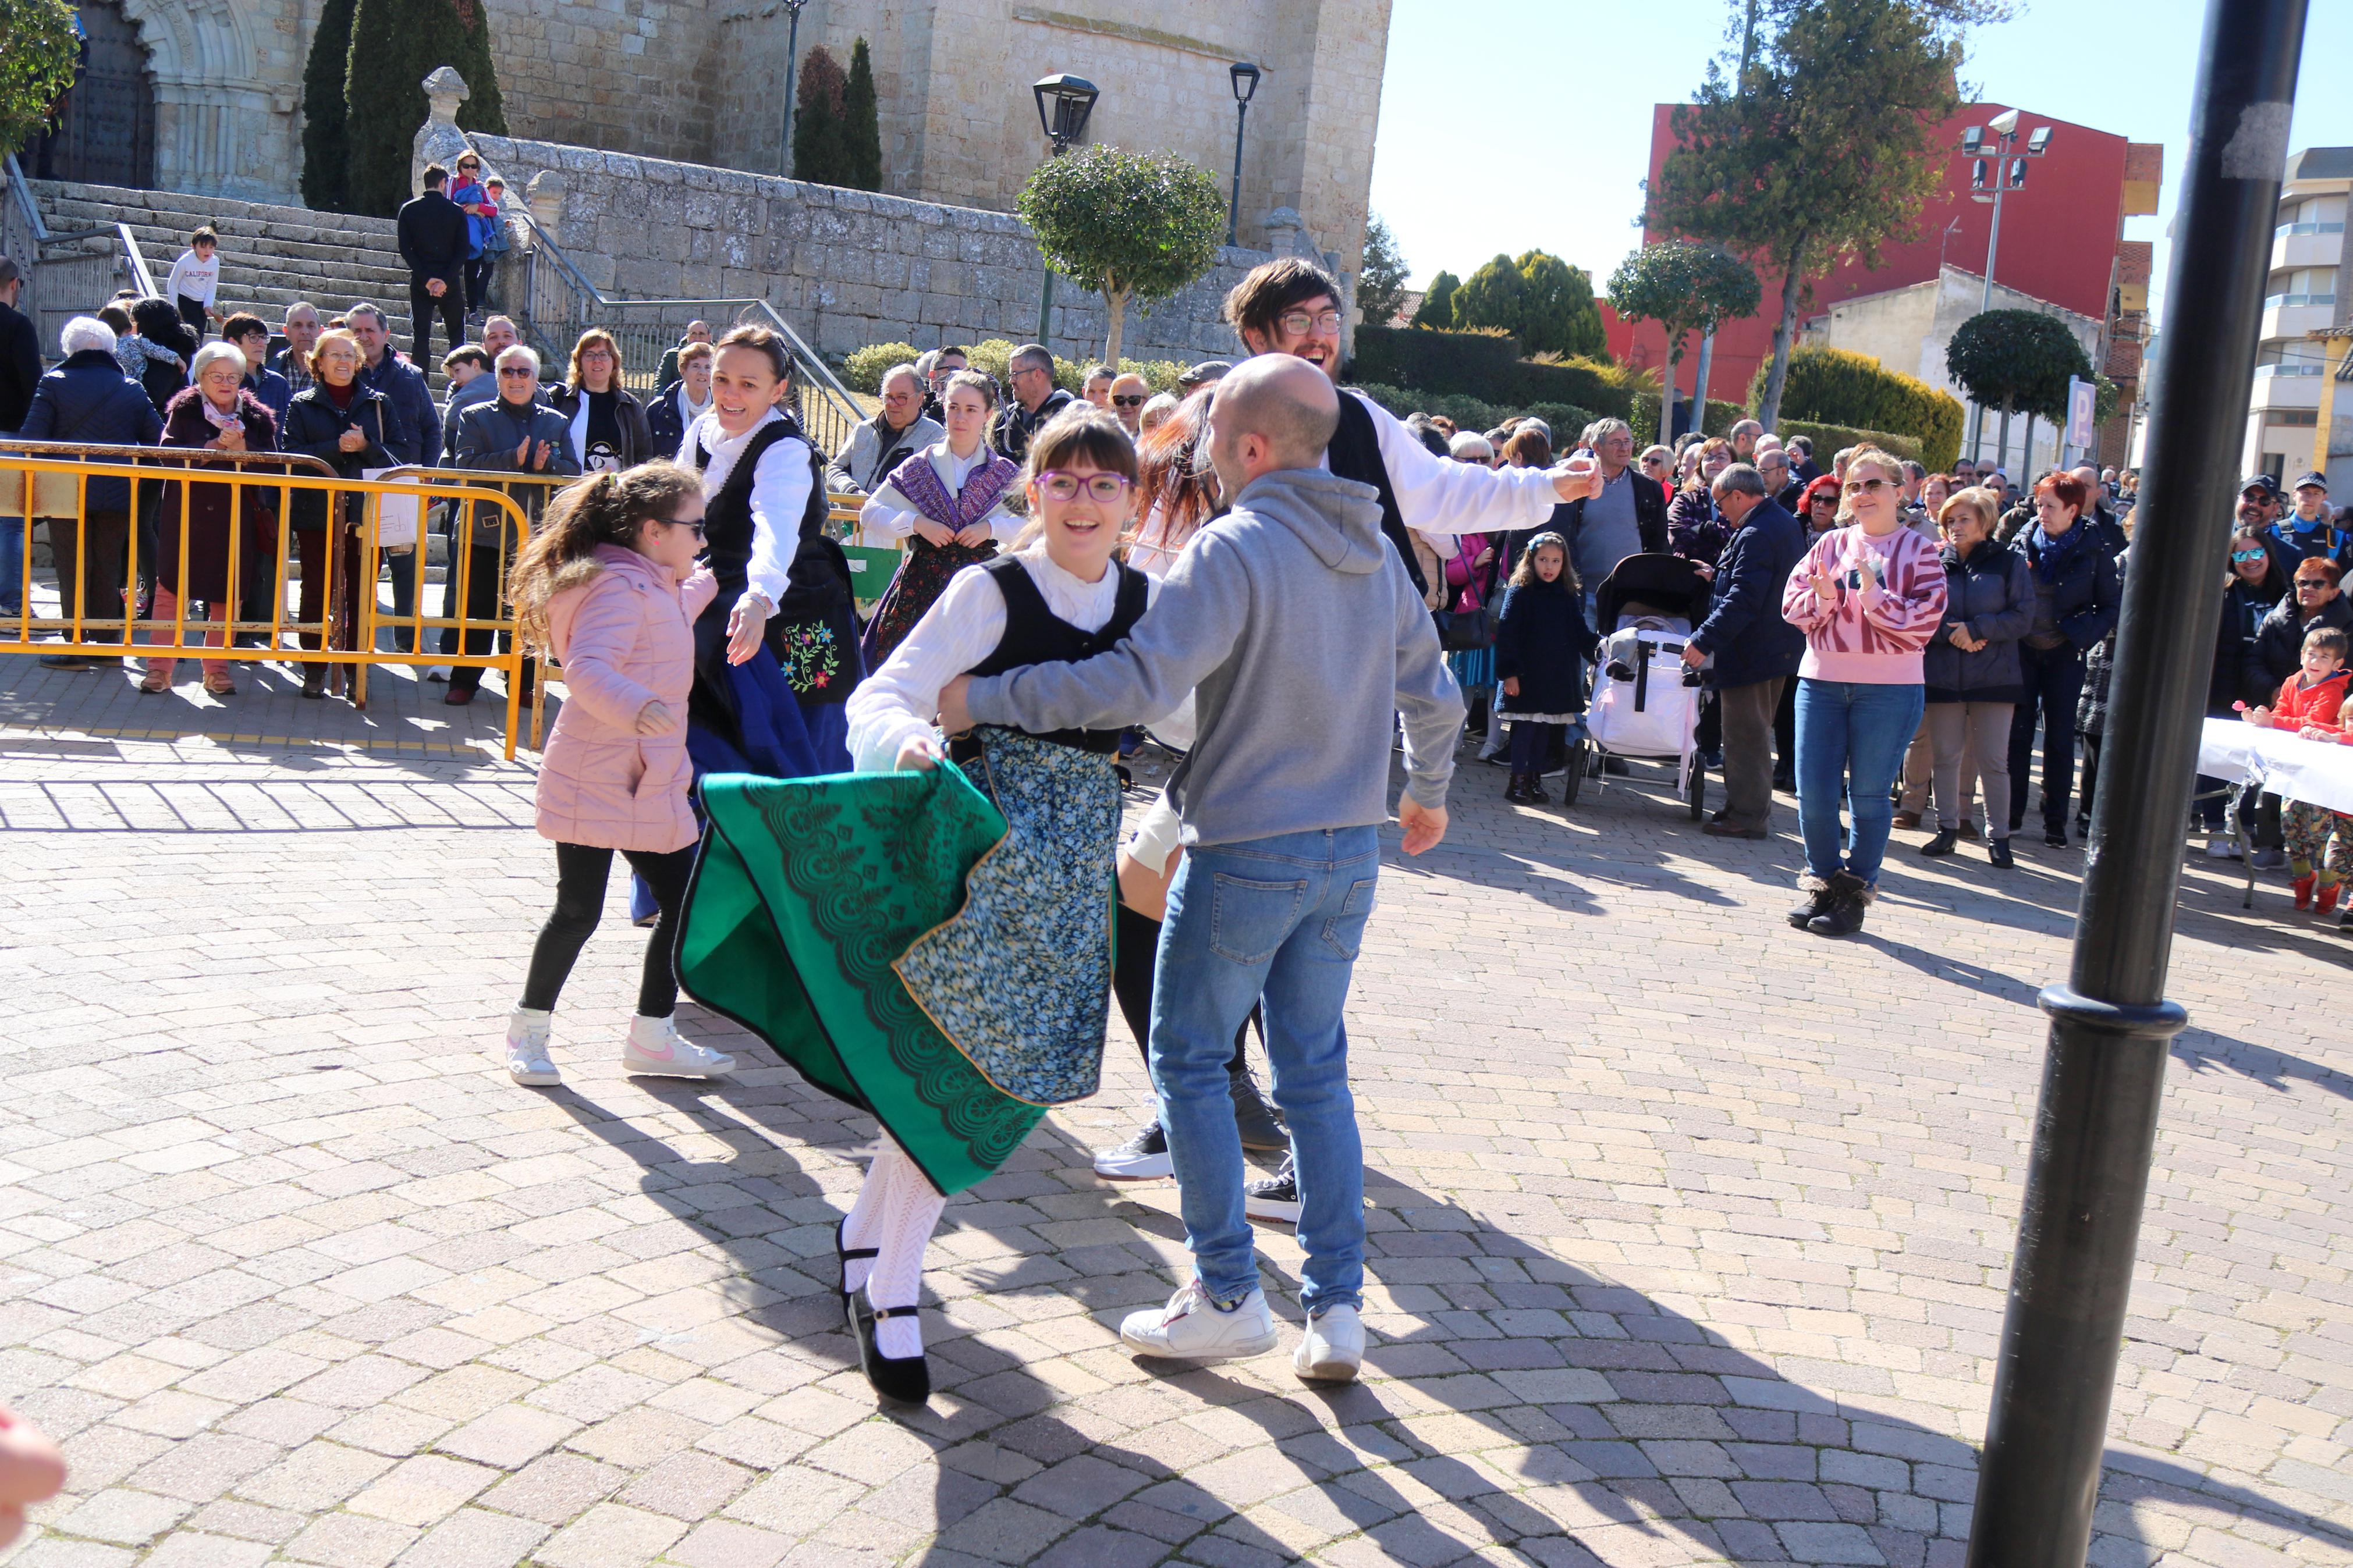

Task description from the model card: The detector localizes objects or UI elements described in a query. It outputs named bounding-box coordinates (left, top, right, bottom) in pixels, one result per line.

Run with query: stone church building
left=27, top=0, right=1390, bottom=284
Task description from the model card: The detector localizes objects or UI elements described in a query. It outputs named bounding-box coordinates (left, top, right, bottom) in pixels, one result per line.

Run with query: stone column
left=411, top=67, right=472, bottom=200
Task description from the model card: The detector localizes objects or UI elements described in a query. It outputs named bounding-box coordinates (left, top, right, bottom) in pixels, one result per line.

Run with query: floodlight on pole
left=1957, top=111, right=2055, bottom=459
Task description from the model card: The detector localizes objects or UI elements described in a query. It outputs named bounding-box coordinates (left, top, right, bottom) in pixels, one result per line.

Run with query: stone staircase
left=29, top=180, right=423, bottom=358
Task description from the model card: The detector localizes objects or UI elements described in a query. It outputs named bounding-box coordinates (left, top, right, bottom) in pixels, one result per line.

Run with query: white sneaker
left=2205, top=834, right=2242, bottom=860
left=506, top=1007, right=558, bottom=1086
left=1293, top=1303, right=1364, bottom=1383
left=622, top=1015, right=735, bottom=1078
left=1120, top=1279, right=1277, bottom=1362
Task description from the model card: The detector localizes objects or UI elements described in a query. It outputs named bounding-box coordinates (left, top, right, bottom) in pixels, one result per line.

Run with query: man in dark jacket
left=396, top=165, right=470, bottom=365
left=17, top=316, right=164, bottom=668
left=2247, top=559, right=2352, bottom=697
left=1683, top=464, right=1806, bottom=838
left=446, top=344, right=579, bottom=705
left=0, top=258, right=41, bottom=433
left=991, top=343, right=1073, bottom=464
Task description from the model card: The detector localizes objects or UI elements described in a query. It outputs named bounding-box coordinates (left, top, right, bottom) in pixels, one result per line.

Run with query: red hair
left=2033, top=471, right=2090, bottom=513
left=1801, top=474, right=1843, bottom=513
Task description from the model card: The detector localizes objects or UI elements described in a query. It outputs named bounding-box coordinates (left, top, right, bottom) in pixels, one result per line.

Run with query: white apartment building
left=2246, top=147, right=2352, bottom=485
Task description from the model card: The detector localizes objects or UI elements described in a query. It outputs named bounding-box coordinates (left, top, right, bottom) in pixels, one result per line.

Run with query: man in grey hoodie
left=940, top=355, right=1464, bottom=1382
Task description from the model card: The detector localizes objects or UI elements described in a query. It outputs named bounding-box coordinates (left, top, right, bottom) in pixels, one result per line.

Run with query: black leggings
left=523, top=842, right=697, bottom=1018
left=1113, top=901, right=1254, bottom=1075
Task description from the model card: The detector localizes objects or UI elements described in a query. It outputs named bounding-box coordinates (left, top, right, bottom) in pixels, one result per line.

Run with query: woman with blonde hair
left=500, top=461, right=735, bottom=1086
left=1917, top=486, right=2033, bottom=866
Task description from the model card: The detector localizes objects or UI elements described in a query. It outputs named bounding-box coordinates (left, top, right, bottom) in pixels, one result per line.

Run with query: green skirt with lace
left=676, top=737, right=1116, bottom=1196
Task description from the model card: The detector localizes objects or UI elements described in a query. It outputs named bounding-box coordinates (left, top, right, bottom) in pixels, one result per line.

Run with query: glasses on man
left=497, top=367, right=534, bottom=378
left=1112, top=394, right=1147, bottom=407
left=1037, top=471, right=1132, bottom=503
left=1842, top=477, right=1895, bottom=495
left=1277, top=309, right=1345, bottom=337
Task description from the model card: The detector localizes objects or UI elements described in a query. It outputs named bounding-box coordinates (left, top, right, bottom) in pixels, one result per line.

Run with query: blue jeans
left=0, top=518, right=22, bottom=618
left=1151, top=827, right=1380, bottom=1317
left=1795, top=678, right=1925, bottom=887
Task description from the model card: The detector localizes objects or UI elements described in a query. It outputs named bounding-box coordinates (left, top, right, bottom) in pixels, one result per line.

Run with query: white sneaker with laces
left=622, top=1014, right=736, bottom=1078
left=506, top=1007, right=558, bottom=1087
left=1293, top=1303, right=1364, bottom=1383
left=1120, top=1280, right=1277, bottom=1362
left=2205, top=834, right=2242, bottom=860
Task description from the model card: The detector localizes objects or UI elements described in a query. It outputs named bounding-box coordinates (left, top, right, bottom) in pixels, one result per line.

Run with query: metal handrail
left=0, top=439, right=339, bottom=477
left=116, top=222, right=159, bottom=298
left=5, top=154, right=47, bottom=242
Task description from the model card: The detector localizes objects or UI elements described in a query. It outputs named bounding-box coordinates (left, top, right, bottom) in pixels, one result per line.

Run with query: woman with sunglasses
left=449, top=154, right=498, bottom=321
left=831, top=407, right=1163, bottom=1403
left=498, top=462, right=736, bottom=1087
left=2199, top=523, right=2295, bottom=849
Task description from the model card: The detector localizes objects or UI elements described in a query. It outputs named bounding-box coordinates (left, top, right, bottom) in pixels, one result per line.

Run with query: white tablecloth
left=2198, top=717, right=2353, bottom=816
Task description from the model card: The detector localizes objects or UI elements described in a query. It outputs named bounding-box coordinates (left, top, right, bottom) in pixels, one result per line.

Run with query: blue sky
left=1367, top=0, right=2352, bottom=322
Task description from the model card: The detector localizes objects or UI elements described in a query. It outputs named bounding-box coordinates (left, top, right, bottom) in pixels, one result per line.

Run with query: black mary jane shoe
left=834, top=1218, right=879, bottom=1327
left=851, top=1296, right=931, bottom=1406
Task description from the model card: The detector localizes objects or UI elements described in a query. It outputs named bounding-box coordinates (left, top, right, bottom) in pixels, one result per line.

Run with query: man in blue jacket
left=17, top=316, right=164, bottom=669
left=1682, top=463, right=1807, bottom=838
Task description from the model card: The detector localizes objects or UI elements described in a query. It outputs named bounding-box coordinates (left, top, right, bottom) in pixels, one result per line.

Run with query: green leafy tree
left=792, top=44, right=850, bottom=185
left=1514, top=250, right=1607, bottom=358
left=1607, top=240, right=1761, bottom=440
left=0, top=0, right=79, bottom=169
left=1356, top=215, right=1411, bottom=328
left=1450, top=254, right=1526, bottom=340
left=1648, top=0, right=1964, bottom=429
left=843, top=38, right=881, bottom=191
left=1410, top=271, right=1460, bottom=330
left=341, top=0, right=509, bottom=217
left=1946, top=308, right=2091, bottom=465
left=1017, top=144, right=1225, bottom=363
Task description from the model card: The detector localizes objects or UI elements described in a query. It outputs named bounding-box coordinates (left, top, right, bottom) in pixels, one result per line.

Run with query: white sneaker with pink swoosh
left=623, top=1014, right=736, bottom=1078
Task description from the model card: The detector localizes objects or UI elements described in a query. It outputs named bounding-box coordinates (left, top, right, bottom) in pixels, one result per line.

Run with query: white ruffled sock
left=862, top=1144, right=946, bottom=1360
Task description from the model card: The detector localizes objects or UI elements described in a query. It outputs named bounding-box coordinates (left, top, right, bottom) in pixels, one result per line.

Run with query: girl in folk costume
left=857, top=370, right=1022, bottom=667
left=821, top=407, right=1165, bottom=1404
left=677, top=325, right=864, bottom=777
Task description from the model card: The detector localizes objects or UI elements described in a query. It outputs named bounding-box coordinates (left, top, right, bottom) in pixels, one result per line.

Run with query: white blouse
left=857, top=442, right=1023, bottom=542
left=844, top=545, right=1166, bottom=773
left=679, top=407, right=808, bottom=610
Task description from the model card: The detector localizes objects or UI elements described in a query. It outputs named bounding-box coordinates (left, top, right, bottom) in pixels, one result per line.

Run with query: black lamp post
left=1226, top=62, right=1261, bottom=246
left=778, top=0, right=811, bottom=178
left=1030, top=73, right=1099, bottom=347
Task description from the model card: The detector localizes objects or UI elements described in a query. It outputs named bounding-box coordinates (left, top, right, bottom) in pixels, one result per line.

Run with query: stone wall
left=466, top=133, right=1350, bottom=367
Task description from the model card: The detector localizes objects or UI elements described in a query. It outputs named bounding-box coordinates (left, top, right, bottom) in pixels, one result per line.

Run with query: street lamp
left=1030, top=74, right=1099, bottom=346
left=778, top=0, right=812, bottom=179
left=1226, top=62, right=1261, bottom=246
left=1957, top=108, right=2053, bottom=461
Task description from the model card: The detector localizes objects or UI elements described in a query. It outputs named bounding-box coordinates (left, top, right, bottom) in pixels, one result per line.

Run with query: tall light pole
left=1031, top=73, right=1099, bottom=348
left=778, top=0, right=811, bottom=179
left=1962, top=0, right=2305, bottom=1561
left=1226, top=62, right=1261, bottom=246
left=1958, top=109, right=2053, bottom=461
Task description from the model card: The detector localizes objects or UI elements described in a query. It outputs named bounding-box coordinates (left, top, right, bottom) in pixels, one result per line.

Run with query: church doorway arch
left=22, top=2, right=158, bottom=190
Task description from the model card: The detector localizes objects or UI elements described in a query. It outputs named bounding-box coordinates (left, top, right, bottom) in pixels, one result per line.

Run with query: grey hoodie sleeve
left=966, top=539, right=1252, bottom=735
left=1391, top=565, right=1465, bottom=809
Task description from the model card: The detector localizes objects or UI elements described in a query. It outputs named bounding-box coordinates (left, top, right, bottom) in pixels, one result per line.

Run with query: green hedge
left=1630, top=397, right=1752, bottom=449
left=842, top=342, right=922, bottom=393
left=1777, top=418, right=1923, bottom=466
left=1351, top=383, right=1605, bottom=448
left=1348, top=326, right=1632, bottom=421
left=1754, top=346, right=1961, bottom=472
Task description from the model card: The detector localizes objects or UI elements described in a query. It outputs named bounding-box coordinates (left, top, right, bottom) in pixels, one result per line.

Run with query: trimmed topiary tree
left=1946, top=309, right=2090, bottom=467
left=1410, top=271, right=1458, bottom=330
left=1513, top=251, right=1607, bottom=359
left=1607, top=240, right=1761, bottom=440
left=1017, top=144, right=1226, bottom=364
left=0, top=0, right=80, bottom=169
left=341, top=0, right=509, bottom=217
left=843, top=38, right=881, bottom=191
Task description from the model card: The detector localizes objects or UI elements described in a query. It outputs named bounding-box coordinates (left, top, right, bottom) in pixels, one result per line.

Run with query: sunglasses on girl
left=2231, top=548, right=2269, bottom=563
left=668, top=518, right=707, bottom=540
left=1036, top=471, right=1131, bottom=503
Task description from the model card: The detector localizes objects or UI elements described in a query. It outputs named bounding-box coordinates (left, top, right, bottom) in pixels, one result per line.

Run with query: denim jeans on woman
left=1149, top=826, right=1380, bottom=1318
left=1796, top=677, right=1926, bottom=887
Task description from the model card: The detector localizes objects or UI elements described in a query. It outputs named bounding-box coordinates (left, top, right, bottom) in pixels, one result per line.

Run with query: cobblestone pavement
left=0, top=664, right=2347, bottom=1568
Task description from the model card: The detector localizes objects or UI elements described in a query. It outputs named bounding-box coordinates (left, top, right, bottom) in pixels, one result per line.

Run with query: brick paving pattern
left=0, top=663, right=2347, bottom=1567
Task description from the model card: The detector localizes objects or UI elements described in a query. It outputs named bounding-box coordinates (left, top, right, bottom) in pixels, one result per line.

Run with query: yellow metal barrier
left=1, top=447, right=542, bottom=759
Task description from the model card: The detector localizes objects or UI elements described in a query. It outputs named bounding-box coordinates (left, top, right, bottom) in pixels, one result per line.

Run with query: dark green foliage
left=792, top=45, right=851, bottom=186
left=1410, top=271, right=1458, bottom=329
left=342, top=0, right=509, bottom=217
left=1353, top=382, right=1605, bottom=447
left=1946, top=310, right=2091, bottom=423
left=1347, top=326, right=1634, bottom=421
left=1356, top=215, right=1411, bottom=329
left=1514, top=251, right=1607, bottom=358
left=1450, top=255, right=1525, bottom=337
left=1754, top=345, right=1964, bottom=470
left=844, top=38, right=881, bottom=191
left=1, top=0, right=80, bottom=162
left=300, top=0, right=357, bottom=211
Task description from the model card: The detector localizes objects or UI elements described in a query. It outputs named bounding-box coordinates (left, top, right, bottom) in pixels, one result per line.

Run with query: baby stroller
left=1569, top=553, right=1714, bottom=816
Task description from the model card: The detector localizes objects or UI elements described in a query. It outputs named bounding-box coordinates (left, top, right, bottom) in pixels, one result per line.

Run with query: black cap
left=2292, top=469, right=2329, bottom=493
left=2240, top=474, right=2281, bottom=499
left=1177, top=360, right=1232, bottom=388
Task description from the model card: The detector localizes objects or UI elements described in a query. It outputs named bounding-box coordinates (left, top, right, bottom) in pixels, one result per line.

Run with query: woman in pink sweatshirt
left=501, top=463, right=737, bottom=1086
left=1779, top=446, right=1949, bottom=936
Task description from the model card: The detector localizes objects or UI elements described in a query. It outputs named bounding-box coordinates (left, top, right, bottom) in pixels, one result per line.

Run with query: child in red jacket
left=2248, top=624, right=2351, bottom=913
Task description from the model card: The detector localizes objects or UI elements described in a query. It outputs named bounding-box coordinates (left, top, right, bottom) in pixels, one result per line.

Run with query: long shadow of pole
left=1965, top=2, right=2309, bottom=1562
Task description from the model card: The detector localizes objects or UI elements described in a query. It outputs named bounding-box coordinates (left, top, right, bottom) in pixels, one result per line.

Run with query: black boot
left=851, top=1297, right=930, bottom=1406
left=1229, top=1068, right=1288, bottom=1152
left=1988, top=836, right=2015, bottom=869
left=1918, top=828, right=1958, bottom=858
left=1807, top=870, right=1869, bottom=936
left=1524, top=773, right=1549, bottom=804
left=1504, top=771, right=1531, bottom=803
left=1787, top=879, right=1835, bottom=929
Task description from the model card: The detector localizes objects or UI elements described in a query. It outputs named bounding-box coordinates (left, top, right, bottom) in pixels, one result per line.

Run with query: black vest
left=693, top=419, right=803, bottom=599
left=690, top=414, right=862, bottom=703
left=953, top=555, right=1149, bottom=758
left=1329, top=389, right=1427, bottom=597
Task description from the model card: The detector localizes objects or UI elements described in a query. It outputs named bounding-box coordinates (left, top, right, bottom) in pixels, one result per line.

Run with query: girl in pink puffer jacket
left=502, top=463, right=737, bottom=1087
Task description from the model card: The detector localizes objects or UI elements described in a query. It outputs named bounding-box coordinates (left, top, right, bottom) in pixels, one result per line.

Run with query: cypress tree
left=449, top=0, right=507, bottom=137
left=342, top=0, right=509, bottom=218
left=300, top=0, right=357, bottom=211
left=843, top=38, right=881, bottom=191
left=792, top=44, right=850, bottom=186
